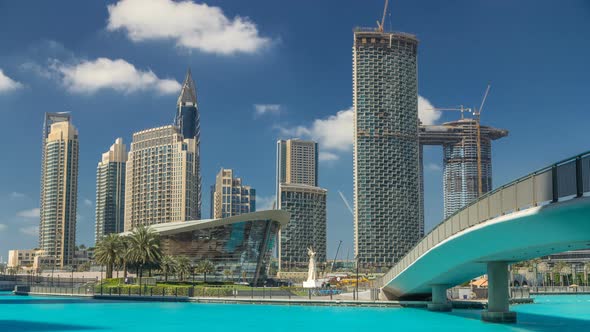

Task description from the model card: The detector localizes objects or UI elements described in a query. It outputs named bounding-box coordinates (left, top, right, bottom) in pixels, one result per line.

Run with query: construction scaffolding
left=420, top=119, right=508, bottom=218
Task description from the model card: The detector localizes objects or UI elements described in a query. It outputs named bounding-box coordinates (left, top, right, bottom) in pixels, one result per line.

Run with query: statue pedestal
left=303, top=280, right=322, bottom=288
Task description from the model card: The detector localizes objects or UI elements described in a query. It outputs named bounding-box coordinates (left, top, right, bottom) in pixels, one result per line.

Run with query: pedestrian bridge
left=378, top=151, right=590, bottom=322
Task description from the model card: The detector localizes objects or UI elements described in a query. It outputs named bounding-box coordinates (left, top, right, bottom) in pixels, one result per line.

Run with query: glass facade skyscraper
left=39, top=116, right=79, bottom=268
left=174, top=69, right=201, bottom=219
left=353, top=30, right=422, bottom=268
left=95, top=138, right=127, bottom=243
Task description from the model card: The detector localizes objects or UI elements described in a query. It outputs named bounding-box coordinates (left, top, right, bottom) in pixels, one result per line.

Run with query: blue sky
left=0, top=0, right=589, bottom=262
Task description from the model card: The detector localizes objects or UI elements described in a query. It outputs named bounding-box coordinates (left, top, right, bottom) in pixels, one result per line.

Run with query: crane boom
left=380, top=0, right=389, bottom=32
left=338, top=191, right=354, bottom=215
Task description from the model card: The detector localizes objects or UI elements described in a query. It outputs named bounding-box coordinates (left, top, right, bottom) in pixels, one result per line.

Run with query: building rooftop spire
left=177, top=68, right=197, bottom=105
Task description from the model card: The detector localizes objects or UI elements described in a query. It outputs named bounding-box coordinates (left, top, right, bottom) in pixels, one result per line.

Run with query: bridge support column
left=427, top=284, right=452, bottom=312
left=482, top=261, right=516, bottom=323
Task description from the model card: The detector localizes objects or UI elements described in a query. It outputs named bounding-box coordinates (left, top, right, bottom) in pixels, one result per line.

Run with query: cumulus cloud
left=278, top=95, right=437, bottom=161
left=279, top=107, right=353, bottom=153
left=0, top=224, right=7, bottom=232
left=56, top=58, right=181, bottom=95
left=17, top=208, right=40, bottom=218
left=19, top=226, right=39, bottom=237
left=256, top=195, right=275, bottom=211
left=418, top=95, right=440, bottom=125
left=0, top=69, right=23, bottom=93
left=254, top=104, right=281, bottom=117
left=107, top=0, right=271, bottom=55
left=83, top=198, right=93, bottom=206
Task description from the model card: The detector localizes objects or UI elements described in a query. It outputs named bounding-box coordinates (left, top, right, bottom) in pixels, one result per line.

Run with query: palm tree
left=94, top=234, right=122, bottom=279
left=127, top=226, right=162, bottom=284
left=196, top=260, right=215, bottom=283
left=584, top=262, right=590, bottom=286
left=223, top=269, right=232, bottom=282
left=160, top=256, right=177, bottom=282
left=175, top=256, right=191, bottom=281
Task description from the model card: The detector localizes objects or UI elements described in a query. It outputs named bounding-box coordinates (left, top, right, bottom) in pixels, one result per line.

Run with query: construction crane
left=338, top=191, right=354, bottom=215
left=376, top=0, right=389, bottom=32
left=424, top=84, right=492, bottom=198
left=474, top=84, right=491, bottom=196
left=426, top=105, right=473, bottom=120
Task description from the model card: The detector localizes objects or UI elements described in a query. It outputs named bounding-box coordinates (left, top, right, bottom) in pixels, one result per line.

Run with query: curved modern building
left=353, top=29, right=421, bottom=268
left=139, top=210, right=289, bottom=285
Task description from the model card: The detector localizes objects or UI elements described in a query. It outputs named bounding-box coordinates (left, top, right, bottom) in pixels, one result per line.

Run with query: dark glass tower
left=174, top=69, right=201, bottom=218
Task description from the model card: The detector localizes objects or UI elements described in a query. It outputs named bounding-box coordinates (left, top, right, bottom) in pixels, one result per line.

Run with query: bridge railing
left=380, top=151, right=590, bottom=287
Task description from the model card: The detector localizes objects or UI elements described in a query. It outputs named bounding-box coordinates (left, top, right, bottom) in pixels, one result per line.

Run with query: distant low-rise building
left=8, top=249, right=43, bottom=270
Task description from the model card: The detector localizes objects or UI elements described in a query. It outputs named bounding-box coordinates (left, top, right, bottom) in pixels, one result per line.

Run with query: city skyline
left=1, top=0, right=590, bottom=260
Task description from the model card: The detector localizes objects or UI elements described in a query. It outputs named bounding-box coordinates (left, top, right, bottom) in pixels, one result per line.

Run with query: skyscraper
left=95, top=138, right=127, bottom=243
left=276, top=139, right=318, bottom=200
left=419, top=119, right=508, bottom=218
left=124, top=125, right=199, bottom=230
left=39, top=116, right=79, bottom=268
left=40, top=113, right=71, bottom=247
left=278, top=183, right=327, bottom=270
left=353, top=29, right=421, bottom=268
left=175, top=69, right=201, bottom=219
left=211, top=168, right=256, bottom=218
left=276, top=139, right=327, bottom=271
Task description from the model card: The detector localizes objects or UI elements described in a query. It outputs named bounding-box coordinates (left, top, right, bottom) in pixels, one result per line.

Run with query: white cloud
left=19, top=226, right=39, bottom=237
left=107, top=0, right=271, bottom=55
left=17, top=208, right=40, bottom=218
left=0, top=69, right=23, bottom=93
left=319, top=151, right=339, bottom=162
left=0, top=224, right=7, bottom=232
left=9, top=192, right=26, bottom=199
left=83, top=198, right=93, bottom=206
left=256, top=195, right=275, bottom=211
left=418, top=95, right=440, bottom=125
left=254, top=104, right=281, bottom=116
left=56, top=58, right=181, bottom=95
left=280, top=107, right=353, bottom=153
left=426, top=163, right=442, bottom=172
left=278, top=95, right=437, bottom=161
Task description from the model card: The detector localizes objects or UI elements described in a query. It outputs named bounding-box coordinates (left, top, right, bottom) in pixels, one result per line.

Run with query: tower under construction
left=419, top=119, right=508, bottom=218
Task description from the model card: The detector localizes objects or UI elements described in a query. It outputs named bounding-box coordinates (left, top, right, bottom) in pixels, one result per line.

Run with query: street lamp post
left=355, top=255, right=359, bottom=301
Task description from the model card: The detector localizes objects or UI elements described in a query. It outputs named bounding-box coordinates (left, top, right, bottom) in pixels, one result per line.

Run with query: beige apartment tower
left=276, top=139, right=318, bottom=198
left=211, top=168, right=256, bottom=219
left=39, top=117, right=79, bottom=268
left=124, top=125, right=199, bottom=231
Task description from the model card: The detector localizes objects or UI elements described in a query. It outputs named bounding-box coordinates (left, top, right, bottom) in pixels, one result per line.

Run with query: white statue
left=307, top=247, right=317, bottom=282
left=303, top=246, right=322, bottom=288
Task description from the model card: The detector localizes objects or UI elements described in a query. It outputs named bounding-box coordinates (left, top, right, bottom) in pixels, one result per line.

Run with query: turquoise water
left=1, top=292, right=589, bottom=331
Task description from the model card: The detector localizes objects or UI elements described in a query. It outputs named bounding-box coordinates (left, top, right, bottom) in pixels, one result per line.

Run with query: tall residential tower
left=276, top=139, right=327, bottom=271
left=419, top=119, right=508, bottom=218
left=174, top=69, right=201, bottom=219
left=39, top=116, right=79, bottom=268
left=124, top=125, right=199, bottom=230
left=95, top=138, right=127, bottom=243
left=353, top=29, right=421, bottom=268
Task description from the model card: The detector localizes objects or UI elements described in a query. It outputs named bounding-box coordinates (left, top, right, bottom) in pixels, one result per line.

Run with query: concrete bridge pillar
left=427, top=284, right=452, bottom=312
left=482, top=261, right=517, bottom=323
